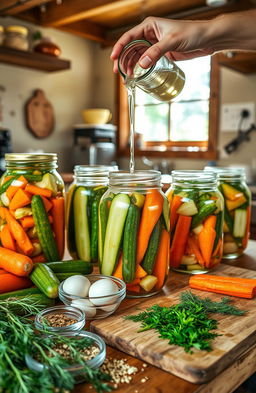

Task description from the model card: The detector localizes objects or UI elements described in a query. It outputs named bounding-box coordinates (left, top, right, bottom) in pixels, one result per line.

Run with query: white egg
left=89, top=278, right=119, bottom=306
left=63, top=275, right=91, bottom=297
left=71, top=299, right=96, bottom=318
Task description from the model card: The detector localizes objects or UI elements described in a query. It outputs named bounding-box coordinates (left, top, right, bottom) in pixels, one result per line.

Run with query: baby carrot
left=170, top=215, right=192, bottom=268
left=0, top=225, right=16, bottom=251
left=25, top=184, right=52, bottom=198
left=0, top=246, right=33, bottom=276
left=4, top=209, right=34, bottom=256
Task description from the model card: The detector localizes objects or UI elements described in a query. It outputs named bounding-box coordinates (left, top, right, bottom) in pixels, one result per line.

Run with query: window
left=117, top=55, right=220, bottom=159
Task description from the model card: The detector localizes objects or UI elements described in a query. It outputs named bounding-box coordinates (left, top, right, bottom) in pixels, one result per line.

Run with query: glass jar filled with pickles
left=167, top=171, right=224, bottom=273
left=66, top=165, right=117, bottom=263
left=0, top=153, right=65, bottom=262
left=98, top=170, right=170, bottom=297
left=205, top=167, right=251, bottom=259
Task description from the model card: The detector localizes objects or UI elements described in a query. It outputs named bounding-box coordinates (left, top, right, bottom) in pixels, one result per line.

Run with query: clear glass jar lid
left=172, top=170, right=217, bottom=187
left=74, top=165, right=117, bottom=178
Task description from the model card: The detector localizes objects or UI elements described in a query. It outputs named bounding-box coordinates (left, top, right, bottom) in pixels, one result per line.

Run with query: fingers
left=138, top=35, right=172, bottom=68
left=166, top=48, right=214, bottom=61
left=110, top=23, right=145, bottom=61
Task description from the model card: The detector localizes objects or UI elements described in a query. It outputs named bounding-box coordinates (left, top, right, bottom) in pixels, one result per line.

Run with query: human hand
left=111, top=16, right=214, bottom=73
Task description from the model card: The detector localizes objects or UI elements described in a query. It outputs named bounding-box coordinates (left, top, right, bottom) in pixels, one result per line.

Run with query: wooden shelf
left=217, top=52, right=256, bottom=74
left=0, top=46, right=71, bottom=72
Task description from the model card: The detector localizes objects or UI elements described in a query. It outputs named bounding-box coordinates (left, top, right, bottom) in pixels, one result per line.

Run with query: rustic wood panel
left=91, top=264, right=256, bottom=384
left=59, top=20, right=108, bottom=44
left=0, top=0, right=52, bottom=15
left=216, top=52, right=256, bottom=74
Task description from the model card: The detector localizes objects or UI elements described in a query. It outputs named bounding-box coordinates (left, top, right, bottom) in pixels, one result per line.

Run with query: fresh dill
left=125, top=291, right=245, bottom=353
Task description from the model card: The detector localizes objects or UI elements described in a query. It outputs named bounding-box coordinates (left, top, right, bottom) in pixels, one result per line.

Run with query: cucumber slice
left=73, top=186, right=91, bottom=261
left=233, top=209, right=247, bottom=238
left=101, top=193, right=130, bottom=276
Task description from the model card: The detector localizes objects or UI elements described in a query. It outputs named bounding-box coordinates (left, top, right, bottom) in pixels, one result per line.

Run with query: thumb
left=139, top=37, right=172, bottom=68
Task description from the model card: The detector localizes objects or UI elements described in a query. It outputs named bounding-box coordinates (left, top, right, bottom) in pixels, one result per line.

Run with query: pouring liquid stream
left=126, top=81, right=136, bottom=174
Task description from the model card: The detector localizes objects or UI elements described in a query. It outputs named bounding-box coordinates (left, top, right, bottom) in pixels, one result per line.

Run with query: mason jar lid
left=74, top=165, right=117, bottom=178
left=172, top=170, right=217, bottom=187
left=109, top=170, right=161, bottom=190
left=5, top=153, right=57, bottom=163
left=204, top=166, right=245, bottom=180
left=5, top=25, right=28, bottom=36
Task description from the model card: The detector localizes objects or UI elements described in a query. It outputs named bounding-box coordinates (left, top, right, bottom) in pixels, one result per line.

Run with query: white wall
left=0, top=17, right=97, bottom=171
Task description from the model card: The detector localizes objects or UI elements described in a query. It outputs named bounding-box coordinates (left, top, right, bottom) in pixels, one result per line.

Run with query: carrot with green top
left=153, top=229, right=169, bottom=290
left=25, top=184, right=52, bottom=198
left=170, top=195, right=183, bottom=231
left=137, top=189, right=164, bottom=264
left=189, top=274, right=256, bottom=298
left=0, top=246, right=33, bottom=276
left=4, top=208, right=33, bottom=256
left=169, top=215, right=192, bottom=268
left=9, top=189, right=31, bottom=211
left=51, top=197, right=65, bottom=259
left=0, top=225, right=16, bottom=251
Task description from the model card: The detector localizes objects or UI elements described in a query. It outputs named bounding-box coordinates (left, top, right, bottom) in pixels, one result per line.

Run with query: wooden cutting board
left=91, top=265, right=256, bottom=384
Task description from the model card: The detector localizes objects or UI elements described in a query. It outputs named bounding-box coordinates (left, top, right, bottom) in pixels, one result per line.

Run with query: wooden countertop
left=74, top=241, right=256, bottom=393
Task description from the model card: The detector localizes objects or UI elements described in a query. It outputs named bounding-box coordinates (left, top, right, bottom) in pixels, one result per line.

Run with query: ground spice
left=44, top=313, right=77, bottom=327
left=46, top=342, right=100, bottom=362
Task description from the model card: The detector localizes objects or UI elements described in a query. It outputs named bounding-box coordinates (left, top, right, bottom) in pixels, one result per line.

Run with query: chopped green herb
left=125, top=291, right=245, bottom=353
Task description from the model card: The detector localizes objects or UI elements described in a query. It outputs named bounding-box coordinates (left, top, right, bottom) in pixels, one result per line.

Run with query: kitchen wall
left=0, top=17, right=98, bottom=172
left=92, top=47, right=256, bottom=179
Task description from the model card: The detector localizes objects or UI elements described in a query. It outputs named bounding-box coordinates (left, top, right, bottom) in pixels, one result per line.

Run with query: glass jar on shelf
left=0, top=26, right=4, bottom=46
left=0, top=153, right=65, bottom=262
left=98, top=170, right=170, bottom=297
left=66, top=165, right=117, bottom=264
left=205, top=167, right=251, bottom=259
left=167, top=170, right=224, bottom=274
left=4, top=25, right=29, bottom=51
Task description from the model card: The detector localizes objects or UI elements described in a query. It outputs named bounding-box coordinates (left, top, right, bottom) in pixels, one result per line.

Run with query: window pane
left=175, top=57, right=211, bottom=102
left=170, top=101, right=209, bottom=141
left=135, top=104, right=169, bottom=141
left=135, top=86, right=159, bottom=105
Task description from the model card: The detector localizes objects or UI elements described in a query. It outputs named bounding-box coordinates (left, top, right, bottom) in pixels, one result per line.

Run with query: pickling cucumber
left=31, top=195, right=59, bottom=262
left=101, top=193, right=130, bottom=276
left=47, top=260, right=93, bottom=274
left=73, top=186, right=90, bottom=261
left=141, top=219, right=161, bottom=274
left=213, top=212, right=223, bottom=251
left=122, top=204, right=140, bottom=283
left=191, top=200, right=217, bottom=228
left=30, top=263, right=60, bottom=298
left=90, top=195, right=100, bottom=261
left=98, top=195, right=113, bottom=266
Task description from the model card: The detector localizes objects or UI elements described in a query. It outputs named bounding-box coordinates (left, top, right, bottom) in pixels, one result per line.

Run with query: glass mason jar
left=0, top=26, right=4, bottom=46
left=0, top=153, right=65, bottom=261
left=4, top=25, right=29, bottom=51
left=205, top=167, right=251, bottom=259
left=118, top=39, right=185, bottom=101
left=98, top=170, right=170, bottom=297
left=167, top=171, right=224, bottom=274
left=66, top=165, right=117, bottom=263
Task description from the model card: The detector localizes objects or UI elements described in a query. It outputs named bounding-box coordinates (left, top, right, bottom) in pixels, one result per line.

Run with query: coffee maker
left=72, top=124, right=116, bottom=167
left=0, top=129, right=12, bottom=175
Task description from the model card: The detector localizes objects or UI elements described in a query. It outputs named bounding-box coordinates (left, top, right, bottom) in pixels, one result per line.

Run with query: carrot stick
left=113, top=254, right=123, bottom=280
left=242, top=205, right=251, bottom=249
left=25, top=184, right=52, bottom=198
left=198, top=227, right=216, bottom=268
left=153, top=229, right=169, bottom=290
left=32, top=254, right=47, bottom=263
left=137, top=189, right=164, bottom=264
left=212, top=238, right=222, bottom=258
left=169, top=215, right=192, bottom=268
left=204, top=215, right=217, bottom=229
left=4, top=209, right=33, bottom=256
left=20, top=216, right=35, bottom=229
left=0, top=225, right=16, bottom=251
left=9, top=189, right=31, bottom=210
left=51, top=197, right=65, bottom=259
left=126, top=285, right=140, bottom=293
left=170, top=195, right=183, bottom=231
left=126, top=278, right=140, bottom=286
left=135, top=264, right=147, bottom=279
left=0, top=272, right=32, bottom=294
left=0, top=246, right=33, bottom=276
left=189, top=274, right=256, bottom=298
left=0, top=207, right=6, bottom=219
left=6, top=175, right=28, bottom=200
left=187, top=236, right=205, bottom=267
left=41, top=196, right=53, bottom=212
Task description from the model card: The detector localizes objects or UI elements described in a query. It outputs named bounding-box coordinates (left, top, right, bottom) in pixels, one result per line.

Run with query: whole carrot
left=0, top=272, right=32, bottom=293
left=0, top=225, right=16, bottom=251
left=4, top=208, right=33, bottom=256
left=0, top=246, right=33, bottom=276
left=137, top=189, right=164, bottom=264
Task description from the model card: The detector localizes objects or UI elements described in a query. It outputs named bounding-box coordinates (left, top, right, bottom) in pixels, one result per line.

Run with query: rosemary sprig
left=0, top=298, right=112, bottom=393
left=125, top=291, right=245, bottom=353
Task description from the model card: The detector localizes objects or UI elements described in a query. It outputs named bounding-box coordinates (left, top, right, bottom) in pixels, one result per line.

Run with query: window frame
left=116, top=54, right=220, bottom=160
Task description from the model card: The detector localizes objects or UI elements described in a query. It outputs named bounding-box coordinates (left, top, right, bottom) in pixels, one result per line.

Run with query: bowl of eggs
left=58, top=274, right=126, bottom=320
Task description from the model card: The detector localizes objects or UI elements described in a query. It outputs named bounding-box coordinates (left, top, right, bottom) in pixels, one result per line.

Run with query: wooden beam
left=40, top=0, right=122, bottom=27
left=0, top=0, right=52, bottom=15
left=58, top=20, right=110, bottom=45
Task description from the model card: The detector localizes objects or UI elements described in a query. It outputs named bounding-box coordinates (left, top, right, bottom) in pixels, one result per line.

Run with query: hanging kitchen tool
left=25, top=89, right=55, bottom=138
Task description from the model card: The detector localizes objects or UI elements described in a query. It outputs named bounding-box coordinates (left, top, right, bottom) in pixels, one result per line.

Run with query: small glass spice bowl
left=34, top=305, right=85, bottom=332
left=58, top=274, right=126, bottom=320
left=25, top=331, right=106, bottom=383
